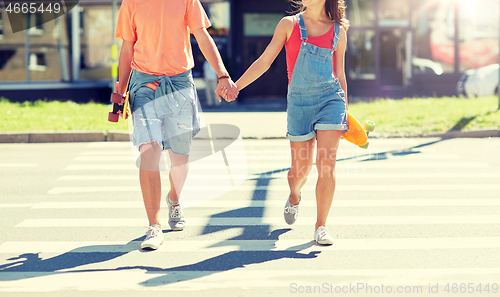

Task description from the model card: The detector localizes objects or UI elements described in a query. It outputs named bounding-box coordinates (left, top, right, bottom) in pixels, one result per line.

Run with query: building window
left=0, top=50, right=16, bottom=70
left=348, top=0, right=375, bottom=27
left=243, top=13, right=283, bottom=37
left=28, top=13, right=44, bottom=36
left=28, top=53, right=47, bottom=71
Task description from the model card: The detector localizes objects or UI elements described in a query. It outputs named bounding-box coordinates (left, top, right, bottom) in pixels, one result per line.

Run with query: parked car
left=457, top=64, right=499, bottom=97
left=412, top=58, right=444, bottom=76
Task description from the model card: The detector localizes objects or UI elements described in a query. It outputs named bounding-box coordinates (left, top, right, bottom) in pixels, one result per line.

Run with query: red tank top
left=285, top=17, right=336, bottom=85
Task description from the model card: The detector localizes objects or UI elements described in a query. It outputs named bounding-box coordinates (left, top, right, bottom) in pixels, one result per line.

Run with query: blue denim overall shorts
left=286, top=13, right=348, bottom=142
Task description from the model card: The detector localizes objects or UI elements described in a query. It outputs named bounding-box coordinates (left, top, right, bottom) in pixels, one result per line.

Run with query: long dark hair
left=289, top=0, right=350, bottom=30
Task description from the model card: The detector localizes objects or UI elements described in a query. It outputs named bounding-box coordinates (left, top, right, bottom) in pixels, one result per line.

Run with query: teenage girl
left=231, top=0, right=349, bottom=245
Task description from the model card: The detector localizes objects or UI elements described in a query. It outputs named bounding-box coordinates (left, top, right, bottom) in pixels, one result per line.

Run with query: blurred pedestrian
left=115, top=0, right=238, bottom=250
left=203, top=59, right=220, bottom=107
left=227, top=0, right=349, bottom=245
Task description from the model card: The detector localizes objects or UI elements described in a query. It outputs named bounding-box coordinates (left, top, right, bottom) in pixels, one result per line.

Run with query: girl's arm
left=335, top=27, right=348, bottom=109
left=193, top=28, right=238, bottom=101
left=235, top=17, right=294, bottom=91
left=118, top=40, right=135, bottom=95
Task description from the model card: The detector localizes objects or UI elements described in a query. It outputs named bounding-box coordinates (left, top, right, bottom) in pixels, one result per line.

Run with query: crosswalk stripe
left=0, top=164, right=37, bottom=167
left=0, top=203, right=33, bottom=208
left=27, top=199, right=500, bottom=209
left=2, top=237, right=500, bottom=254
left=73, top=153, right=460, bottom=162
left=0, top=268, right=498, bottom=292
left=47, top=184, right=500, bottom=194
left=64, top=162, right=489, bottom=171
left=15, top=216, right=500, bottom=227
left=56, top=172, right=500, bottom=181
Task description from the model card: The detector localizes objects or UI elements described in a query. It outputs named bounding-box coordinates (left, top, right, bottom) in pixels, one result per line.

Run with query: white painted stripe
left=0, top=268, right=498, bottom=292
left=64, top=162, right=489, bottom=171
left=0, top=164, right=37, bottom=167
left=56, top=172, right=500, bottom=181
left=47, top=184, right=500, bottom=194
left=29, top=199, right=500, bottom=209
left=79, top=151, right=134, bottom=156
left=15, top=216, right=500, bottom=227
left=0, top=203, right=33, bottom=208
left=87, top=142, right=132, bottom=148
left=1, top=237, right=500, bottom=254
left=73, top=153, right=459, bottom=162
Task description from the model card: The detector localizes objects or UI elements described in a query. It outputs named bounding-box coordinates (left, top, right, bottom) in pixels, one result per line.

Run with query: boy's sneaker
left=141, top=224, right=164, bottom=250
left=314, top=226, right=334, bottom=245
left=167, top=193, right=185, bottom=231
left=284, top=194, right=300, bottom=225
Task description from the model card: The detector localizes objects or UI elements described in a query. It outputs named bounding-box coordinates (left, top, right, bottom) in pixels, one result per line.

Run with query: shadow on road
left=0, top=172, right=320, bottom=286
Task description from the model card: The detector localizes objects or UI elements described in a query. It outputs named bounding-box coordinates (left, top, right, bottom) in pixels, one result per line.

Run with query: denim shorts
left=130, top=85, right=198, bottom=155
left=286, top=81, right=348, bottom=142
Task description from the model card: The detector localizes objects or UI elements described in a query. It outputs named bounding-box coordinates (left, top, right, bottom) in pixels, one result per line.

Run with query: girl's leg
left=139, top=142, right=163, bottom=226
left=168, top=151, right=190, bottom=201
left=315, top=130, right=343, bottom=230
left=288, top=138, right=315, bottom=204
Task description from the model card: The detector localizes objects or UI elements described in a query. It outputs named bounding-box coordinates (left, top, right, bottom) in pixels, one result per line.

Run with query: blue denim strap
left=296, top=13, right=308, bottom=41
left=333, top=22, right=340, bottom=51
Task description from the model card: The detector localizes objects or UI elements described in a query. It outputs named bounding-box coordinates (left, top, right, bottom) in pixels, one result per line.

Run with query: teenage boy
left=115, top=0, right=238, bottom=250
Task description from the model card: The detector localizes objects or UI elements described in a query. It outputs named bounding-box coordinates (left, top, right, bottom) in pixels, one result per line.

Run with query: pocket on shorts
left=299, top=54, right=330, bottom=83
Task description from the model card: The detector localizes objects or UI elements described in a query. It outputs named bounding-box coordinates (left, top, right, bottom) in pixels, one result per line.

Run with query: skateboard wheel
left=110, top=93, right=123, bottom=104
left=108, top=112, right=119, bottom=122
left=364, top=120, right=376, bottom=132
left=359, top=141, right=369, bottom=149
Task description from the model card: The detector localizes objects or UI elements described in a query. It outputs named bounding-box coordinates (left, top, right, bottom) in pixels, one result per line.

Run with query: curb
left=0, top=129, right=498, bottom=144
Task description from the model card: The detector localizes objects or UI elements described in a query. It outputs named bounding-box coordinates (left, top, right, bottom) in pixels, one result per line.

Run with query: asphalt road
left=0, top=138, right=499, bottom=297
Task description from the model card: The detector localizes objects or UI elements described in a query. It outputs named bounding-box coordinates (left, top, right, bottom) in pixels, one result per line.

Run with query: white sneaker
left=314, top=226, right=334, bottom=245
left=167, top=193, right=185, bottom=231
left=284, top=194, right=300, bottom=225
left=141, top=224, right=164, bottom=250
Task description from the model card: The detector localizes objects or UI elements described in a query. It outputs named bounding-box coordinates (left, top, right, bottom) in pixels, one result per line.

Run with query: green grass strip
left=0, top=96, right=499, bottom=134
left=349, top=96, right=500, bottom=135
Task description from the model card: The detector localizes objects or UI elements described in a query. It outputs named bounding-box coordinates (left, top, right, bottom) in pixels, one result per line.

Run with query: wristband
left=217, top=75, right=230, bottom=83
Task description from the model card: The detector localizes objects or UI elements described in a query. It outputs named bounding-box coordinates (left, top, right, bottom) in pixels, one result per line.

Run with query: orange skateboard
left=342, top=111, right=376, bottom=149
left=108, top=81, right=130, bottom=123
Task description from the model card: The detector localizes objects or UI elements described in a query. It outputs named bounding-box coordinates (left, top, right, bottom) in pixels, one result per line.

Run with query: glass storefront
left=80, top=5, right=115, bottom=80
left=191, top=1, right=231, bottom=78
left=347, top=29, right=376, bottom=80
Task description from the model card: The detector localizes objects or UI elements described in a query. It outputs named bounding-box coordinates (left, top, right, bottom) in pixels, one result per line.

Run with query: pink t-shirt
left=285, top=17, right=336, bottom=85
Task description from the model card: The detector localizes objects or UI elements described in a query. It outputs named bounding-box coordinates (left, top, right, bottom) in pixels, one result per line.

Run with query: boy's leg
left=139, top=142, right=163, bottom=226
left=314, top=130, right=342, bottom=229
left=168, top=151, right=190, bottom=201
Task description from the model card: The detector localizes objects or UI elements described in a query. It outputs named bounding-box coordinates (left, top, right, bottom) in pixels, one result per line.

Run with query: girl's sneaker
left=314, top=226, right=334, bottom=245
left=167, top=193, right=185, bottom=231
left=141, top=224, right=164, bottom=250
left=284, top=194, right=300, bottom=225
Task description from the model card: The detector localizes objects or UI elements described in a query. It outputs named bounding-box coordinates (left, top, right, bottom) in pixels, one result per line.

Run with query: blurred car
left=457, top=64, right=499, bottom=97
left=412, top=58, right=444, bottom=76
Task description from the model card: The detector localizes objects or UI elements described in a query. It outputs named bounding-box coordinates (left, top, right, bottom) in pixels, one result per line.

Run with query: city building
left=0, top=0, right=498, bottom=103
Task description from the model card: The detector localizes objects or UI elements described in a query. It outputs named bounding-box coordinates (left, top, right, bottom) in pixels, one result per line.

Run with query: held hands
left=215, top=77, right=239, bottom=102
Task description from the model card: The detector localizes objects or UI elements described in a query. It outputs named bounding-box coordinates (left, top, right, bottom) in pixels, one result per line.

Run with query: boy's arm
left=192, top=28, right=238, bottom=102
left=334, top=27, right=348, bottom=109
left=118, top=40, right=135, bottom=96
left=234, top=17, right=292, bottom=91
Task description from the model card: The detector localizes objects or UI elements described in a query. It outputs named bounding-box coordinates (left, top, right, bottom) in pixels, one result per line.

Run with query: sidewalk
left=0, top=105, right=499, bottom=143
